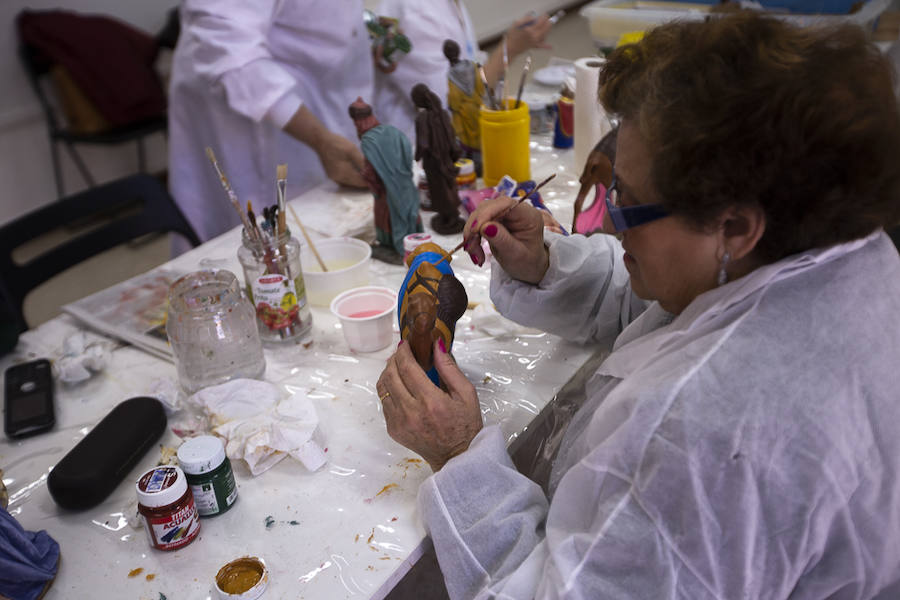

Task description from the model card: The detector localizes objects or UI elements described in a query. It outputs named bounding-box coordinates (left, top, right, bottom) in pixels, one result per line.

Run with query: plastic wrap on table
left=0, top=130, right=600, bottom=599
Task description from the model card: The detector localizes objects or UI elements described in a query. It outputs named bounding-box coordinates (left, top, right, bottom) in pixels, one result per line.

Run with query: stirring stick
left=435, top=173, right=557, bottom=266
left=514, top=55, right=532, bottom=109
left=205, top=147, right=258, bottom=241
left=288, top=203, right=328, bottom=272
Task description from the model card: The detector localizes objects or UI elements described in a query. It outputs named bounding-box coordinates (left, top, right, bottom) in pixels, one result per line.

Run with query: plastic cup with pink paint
left=329, top=286, right=396, bottom=352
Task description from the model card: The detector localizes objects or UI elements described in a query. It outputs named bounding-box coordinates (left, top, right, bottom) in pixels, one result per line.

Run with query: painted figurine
left=443, top=39, right=484, bottom=175
left=398, top=242, right=468, bottom=388
left=349, top=97, right=422, bottom=264
left=573, top=127, right=618, bottom=234
left=412, top=83, right=466, bottom=235
left=364, top=10, right=412, bottom=74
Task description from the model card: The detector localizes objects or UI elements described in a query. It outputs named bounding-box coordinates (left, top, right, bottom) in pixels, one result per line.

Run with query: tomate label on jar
left=252, top=274, right=307, bottom=330
left=143, top=499, right=200, bottom=551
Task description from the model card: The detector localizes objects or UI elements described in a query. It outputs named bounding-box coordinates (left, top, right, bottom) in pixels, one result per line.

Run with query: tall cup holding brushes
left=205, top=150, right=313, bottom=343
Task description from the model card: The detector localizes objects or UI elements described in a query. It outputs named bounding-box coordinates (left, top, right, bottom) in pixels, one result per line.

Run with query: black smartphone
left=4, top=358, right=55, bottom=438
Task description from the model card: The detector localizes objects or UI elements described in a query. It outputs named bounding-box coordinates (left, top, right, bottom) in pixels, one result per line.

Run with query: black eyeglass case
left=48, top=396, right=167, bottom=510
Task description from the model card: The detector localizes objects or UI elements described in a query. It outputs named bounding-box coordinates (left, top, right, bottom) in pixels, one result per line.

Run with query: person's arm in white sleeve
left=180, top=0, right=298, bottom=124
left=180, top=0, right=367, bottom=187
left=492, top=232, right=647, bottom=345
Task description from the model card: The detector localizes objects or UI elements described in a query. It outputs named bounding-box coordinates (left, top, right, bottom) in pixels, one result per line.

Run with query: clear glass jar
left=237, top=227, right=312, bottom=343
left=166, top=270, right=266, bottom=393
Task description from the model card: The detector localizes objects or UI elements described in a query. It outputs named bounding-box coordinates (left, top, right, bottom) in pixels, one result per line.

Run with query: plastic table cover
left=0, top=131, right=595, bottom=599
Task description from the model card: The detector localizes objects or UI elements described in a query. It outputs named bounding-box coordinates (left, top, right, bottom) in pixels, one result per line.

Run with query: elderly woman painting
left=376, top=12, right=900, bottom=599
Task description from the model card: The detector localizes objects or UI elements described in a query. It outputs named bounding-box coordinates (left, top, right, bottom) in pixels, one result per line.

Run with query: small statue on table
left=573, top=127, right=618, bottom=234
left=349, top=97, right=422, bottom=264
left=443, top=39, right=483, bottom=176
left=398, top=242, right=468, bottom=389
left=411, top=83, right=465, bottom=235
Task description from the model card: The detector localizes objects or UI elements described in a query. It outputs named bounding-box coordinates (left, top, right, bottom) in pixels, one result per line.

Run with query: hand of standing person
left=284, top=105, right=368, bottom=188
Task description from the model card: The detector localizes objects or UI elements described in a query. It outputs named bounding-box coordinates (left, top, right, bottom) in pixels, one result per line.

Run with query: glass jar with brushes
left=237, top=225, right=313, bottom=343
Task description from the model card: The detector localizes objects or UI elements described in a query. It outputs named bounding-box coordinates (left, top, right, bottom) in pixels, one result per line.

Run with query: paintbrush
left=479, top=65, right=499, bottom=110
left=288, top=203, right=328, bottom=273
left=205, top=147, right=259, bottom=241
left=276, top=164, right=288, bottom=236
left=499, top=36, right=509, bottom=109
left=514, top=54, right=532, bottom=109
left=435, top=173, right=557, bottom=266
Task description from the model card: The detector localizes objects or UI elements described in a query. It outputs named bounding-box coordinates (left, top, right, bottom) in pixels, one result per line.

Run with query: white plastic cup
left=330, top=286, right=396, bottom=353
left=301, top=237, right=372, bottom=307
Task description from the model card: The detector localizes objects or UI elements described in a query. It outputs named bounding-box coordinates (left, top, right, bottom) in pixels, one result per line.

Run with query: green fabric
left=361, top=125, right=422, bottom=253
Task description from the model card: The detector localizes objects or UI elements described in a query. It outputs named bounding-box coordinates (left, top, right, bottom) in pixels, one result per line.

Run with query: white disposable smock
left=419, top=231, right=900, bottom=599
left=373, top=0, right=479, bottom=144
left=168, top=0, right=373, bottom=242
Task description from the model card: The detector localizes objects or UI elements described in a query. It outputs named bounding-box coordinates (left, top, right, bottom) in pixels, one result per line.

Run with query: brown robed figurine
left=412, top=83, right=466, bottom=235
left=398, top=242, right=467, bottom=388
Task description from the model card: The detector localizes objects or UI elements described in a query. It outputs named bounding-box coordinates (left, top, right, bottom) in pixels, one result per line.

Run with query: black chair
left=17, top=9, right=178, bottom=198
left=0, top=174, right=200, bottom=334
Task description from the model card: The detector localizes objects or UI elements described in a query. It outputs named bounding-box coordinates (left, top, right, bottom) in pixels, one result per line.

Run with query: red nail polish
left=471, top=218, right=478, bottom=229
left=469, top=252, right=478, bottom=263
left=438, top=338, right=447, bottom=353
left=398, top=340, right=404, bottom=347
left=484, top=224, right=498, bottom=238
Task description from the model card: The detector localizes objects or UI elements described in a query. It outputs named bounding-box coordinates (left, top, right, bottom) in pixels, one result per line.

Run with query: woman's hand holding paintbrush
left=455, top=186, right=553, bottom=284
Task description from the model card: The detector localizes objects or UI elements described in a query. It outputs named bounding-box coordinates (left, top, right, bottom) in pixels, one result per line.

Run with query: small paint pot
left=330, top=286, right=396, bottom=353
left=215, top=556, right=268, bottom=599
left=403, top=233, right=432, bottom=260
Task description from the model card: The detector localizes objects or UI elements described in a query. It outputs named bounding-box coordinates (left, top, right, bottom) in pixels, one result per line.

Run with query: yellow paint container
left=479, top=99, right=531, bottom=188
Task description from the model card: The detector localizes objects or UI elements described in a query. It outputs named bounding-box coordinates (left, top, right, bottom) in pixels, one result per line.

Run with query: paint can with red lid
left=136, top=465, right=200, bottom=551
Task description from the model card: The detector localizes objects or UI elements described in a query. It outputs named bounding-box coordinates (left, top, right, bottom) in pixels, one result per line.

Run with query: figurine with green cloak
left=349, top=97, right=422, bottom=264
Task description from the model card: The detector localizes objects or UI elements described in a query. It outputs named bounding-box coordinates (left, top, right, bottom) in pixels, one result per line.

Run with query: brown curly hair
left=599, top=13, right=900, bottom=263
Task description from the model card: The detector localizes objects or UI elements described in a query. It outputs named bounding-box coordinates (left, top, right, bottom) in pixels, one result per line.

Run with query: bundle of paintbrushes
left=204, top=149, right=313, bottom=342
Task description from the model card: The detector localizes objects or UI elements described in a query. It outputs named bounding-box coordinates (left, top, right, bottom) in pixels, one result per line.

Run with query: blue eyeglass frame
left=604, top=174, right=670, bottom=232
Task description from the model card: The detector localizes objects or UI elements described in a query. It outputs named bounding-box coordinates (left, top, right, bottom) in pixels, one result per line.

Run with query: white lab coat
left=420, top=231, right=900, bottom=599
left=169, top=0, right=373, bottom=242
left=373, top=0, right=479, bottom=145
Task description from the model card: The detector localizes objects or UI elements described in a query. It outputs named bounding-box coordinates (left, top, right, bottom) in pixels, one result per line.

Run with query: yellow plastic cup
left=479, top=99, right=531, bottom=188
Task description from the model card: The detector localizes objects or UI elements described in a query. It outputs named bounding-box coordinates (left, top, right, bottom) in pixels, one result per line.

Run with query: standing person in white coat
left=376, top=14, right=900, bottom=599
left=169, top=0, right=373, bottom=243
left=372, top=0, right=552, bottom=144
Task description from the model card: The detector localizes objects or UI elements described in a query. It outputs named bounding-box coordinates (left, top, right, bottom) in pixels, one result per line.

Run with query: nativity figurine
left=411, top=83, right=466, bottom=235
left=398, top=242, right=468, bottom=389
left=573, top=127, right=618, bottom=234
left=443, top=39, right=483, bottom=175
left=349, top=96, right=422, bottom=264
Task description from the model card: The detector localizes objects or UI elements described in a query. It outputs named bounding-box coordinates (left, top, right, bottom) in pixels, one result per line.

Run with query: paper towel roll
left=574, top=57, right=613, bottom=175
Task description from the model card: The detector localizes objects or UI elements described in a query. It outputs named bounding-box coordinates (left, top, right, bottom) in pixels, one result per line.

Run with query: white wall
left=1, top=0, right=572, bottom=226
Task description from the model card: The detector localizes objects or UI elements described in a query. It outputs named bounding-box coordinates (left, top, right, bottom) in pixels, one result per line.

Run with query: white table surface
left=1, top=134, right=592, bottom=600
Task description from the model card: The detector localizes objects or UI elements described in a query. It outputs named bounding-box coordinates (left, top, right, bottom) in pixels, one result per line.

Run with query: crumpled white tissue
left=145, top=378, right=186, bottom=415
left=188, top=379, right=327, bottom=476
left=54, top=331, right=114, bottom=383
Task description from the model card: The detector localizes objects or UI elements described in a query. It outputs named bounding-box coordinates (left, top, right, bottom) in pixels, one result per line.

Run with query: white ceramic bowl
left=300, top=237, right=371, bottom=306
left=330, top=286, right=396, bottom=353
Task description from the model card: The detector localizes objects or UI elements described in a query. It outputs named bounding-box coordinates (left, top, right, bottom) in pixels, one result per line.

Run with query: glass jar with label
left=237, top=227, right=312, bottom=343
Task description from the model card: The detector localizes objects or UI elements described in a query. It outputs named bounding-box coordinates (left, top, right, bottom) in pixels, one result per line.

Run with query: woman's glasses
left=604, top=174, right=670, bottom=232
